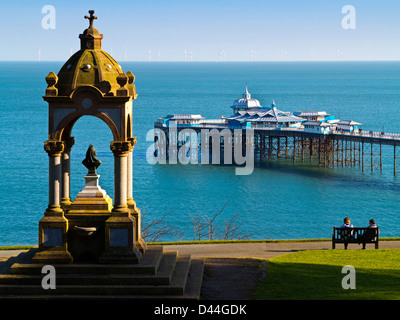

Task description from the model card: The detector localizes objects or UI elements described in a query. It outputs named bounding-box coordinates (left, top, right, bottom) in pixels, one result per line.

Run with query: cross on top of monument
left=84, top=10, right=97, bottom=28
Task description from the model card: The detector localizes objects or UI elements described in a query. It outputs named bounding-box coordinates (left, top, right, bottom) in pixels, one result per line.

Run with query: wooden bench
left=332, top=227, right=379, bottom=249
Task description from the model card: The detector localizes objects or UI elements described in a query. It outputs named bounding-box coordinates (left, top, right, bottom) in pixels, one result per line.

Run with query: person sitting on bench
left=338, top=217, right=354, bottom=244
left=341, top=217, right=354, bottom=228
left=358, top=219, right=379, bottom=249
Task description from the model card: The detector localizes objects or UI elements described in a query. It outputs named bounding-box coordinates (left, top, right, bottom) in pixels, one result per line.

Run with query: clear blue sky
left=1, top=0, right=399, bottom=61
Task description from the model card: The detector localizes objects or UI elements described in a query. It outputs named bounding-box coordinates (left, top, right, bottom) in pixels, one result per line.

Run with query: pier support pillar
left=362, top=142, right=365, bottom=172
left=394, top=145, right=400, bottom=176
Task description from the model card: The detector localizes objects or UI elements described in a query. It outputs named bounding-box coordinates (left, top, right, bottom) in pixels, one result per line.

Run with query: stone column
left=111, top=141, right=131, bottom=212
left=126, top=139, right=134, bottom=205
left=61, top=137, right=75, bottom=209
left=99, top=141, right=142, bottom=263
left=33, top=140, right=73, bottom=264
left=45, top=141, right=64, bottom=213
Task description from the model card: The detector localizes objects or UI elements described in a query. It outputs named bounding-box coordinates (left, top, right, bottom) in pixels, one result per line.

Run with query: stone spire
left=79, top=10, right=103, bottom=50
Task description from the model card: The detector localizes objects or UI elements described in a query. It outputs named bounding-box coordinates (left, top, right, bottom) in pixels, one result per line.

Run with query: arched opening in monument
left=69, top=115, right=114, bottom=200
left=64, top=115, right=114, bottom=263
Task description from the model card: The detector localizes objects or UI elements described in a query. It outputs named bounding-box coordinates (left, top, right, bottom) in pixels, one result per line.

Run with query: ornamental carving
left=44, top=141, right=64, bottom=156
left=128, top=137, right=137, bottom=147
left=110, top=141, right=133, bottom=156
left=45, top=72, right=58, bottom=96
left=63, top=137, right=75, bottom=153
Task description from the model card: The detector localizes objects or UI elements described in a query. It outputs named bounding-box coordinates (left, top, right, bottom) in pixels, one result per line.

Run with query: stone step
left=0, top=258, right=205, bottom=300
left=10, top=246, right=165, bottom=275
left=181, top=258, right=205, bottom=299
left=0, top=251, right=178, bottom=286
left=0, top=255, right=193, bottom=297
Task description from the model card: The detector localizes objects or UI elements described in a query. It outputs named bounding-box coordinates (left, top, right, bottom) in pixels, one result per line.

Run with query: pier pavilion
left=226, top=100, right=306, bottom=129
left=156, top=114, right=205, bottom=127
left=227, top=87, right=306, bottom=129
left=293, top=111, right=332, bottom=122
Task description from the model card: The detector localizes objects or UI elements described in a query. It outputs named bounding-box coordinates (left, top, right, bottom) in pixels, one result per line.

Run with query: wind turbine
left=253, top=50, right=258, bottom=61
left=337, top=50, right=343, bottom=60
left=147, top=50, right=151, bottom=62
left=189, top=50, right=193, bottom=61
left=217, top=50, right=226, bottom=62
left=184, top=50, right=187, bottom=61
left=279, top=50, right=288, bottom=61
left=218, top=50, right=226, bottom=62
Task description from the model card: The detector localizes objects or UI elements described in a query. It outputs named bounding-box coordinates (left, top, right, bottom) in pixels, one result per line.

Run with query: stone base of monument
left=127, top=199, right=147, bottom=254
left=64, top=174, right=113, bottom=263
left=0, top=246, right=204, bottom=300
left=6, top=151, right=205, bottom=299
left=30, top=248, right=74, bottom=265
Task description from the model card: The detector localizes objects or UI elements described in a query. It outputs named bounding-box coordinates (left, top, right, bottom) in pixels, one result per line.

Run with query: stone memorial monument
left=32, top=10, right=144, bottom=264
left=0, top=11, right=203, bottom=299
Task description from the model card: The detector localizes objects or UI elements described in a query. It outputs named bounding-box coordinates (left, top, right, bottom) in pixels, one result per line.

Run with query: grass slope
left=255, top=249, right=400, bottom=300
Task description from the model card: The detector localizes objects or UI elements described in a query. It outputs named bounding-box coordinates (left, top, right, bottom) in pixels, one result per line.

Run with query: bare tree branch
left=141, top=208, right=182, bottom=242
left=140, top=200, right=254, bottom=243
left=188, top=201, right=253, bottom=241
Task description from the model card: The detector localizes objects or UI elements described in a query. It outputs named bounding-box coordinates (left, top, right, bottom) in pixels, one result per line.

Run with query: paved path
left=1, top=240, right=400, bottom=261
left=164, top=240, right=400, bottom=259
left=3, top=241, right=399, bottom=300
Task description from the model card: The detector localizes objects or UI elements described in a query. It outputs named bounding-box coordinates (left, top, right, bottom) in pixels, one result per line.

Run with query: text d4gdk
left=154, top=303, right=247, bottom=317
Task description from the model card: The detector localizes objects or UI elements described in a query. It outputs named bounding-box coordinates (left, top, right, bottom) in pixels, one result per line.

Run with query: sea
left=1, top=60, right=400, bottom=246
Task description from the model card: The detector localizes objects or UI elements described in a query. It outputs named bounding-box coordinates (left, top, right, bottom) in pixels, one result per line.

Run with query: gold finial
left=84, top=10, right=97, bottom=29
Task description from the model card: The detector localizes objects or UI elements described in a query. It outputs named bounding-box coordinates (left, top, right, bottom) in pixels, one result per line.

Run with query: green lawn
left=254, top=249, right=400, bottom=300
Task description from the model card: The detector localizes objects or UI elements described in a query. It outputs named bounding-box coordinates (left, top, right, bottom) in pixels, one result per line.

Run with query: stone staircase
left=0, top=246, right=204, bottom=300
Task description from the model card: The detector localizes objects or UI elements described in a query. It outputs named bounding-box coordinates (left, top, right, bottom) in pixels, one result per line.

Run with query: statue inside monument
left=82, top=144, right=102, bottom=174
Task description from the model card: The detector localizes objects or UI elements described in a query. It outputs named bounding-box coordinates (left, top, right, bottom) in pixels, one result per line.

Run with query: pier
left=153, top=123, right=400, bottom=175
left=153, top=87, right=400, bottom=176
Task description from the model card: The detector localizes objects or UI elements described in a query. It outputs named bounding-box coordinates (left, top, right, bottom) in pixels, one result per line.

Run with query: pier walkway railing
left=331, top=129, right=400, bottom=141
left=155, top=122, right=400, bottom=143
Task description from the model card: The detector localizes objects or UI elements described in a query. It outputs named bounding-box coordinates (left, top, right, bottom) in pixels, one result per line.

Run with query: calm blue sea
left=1, top=61, right=400, bottom=246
